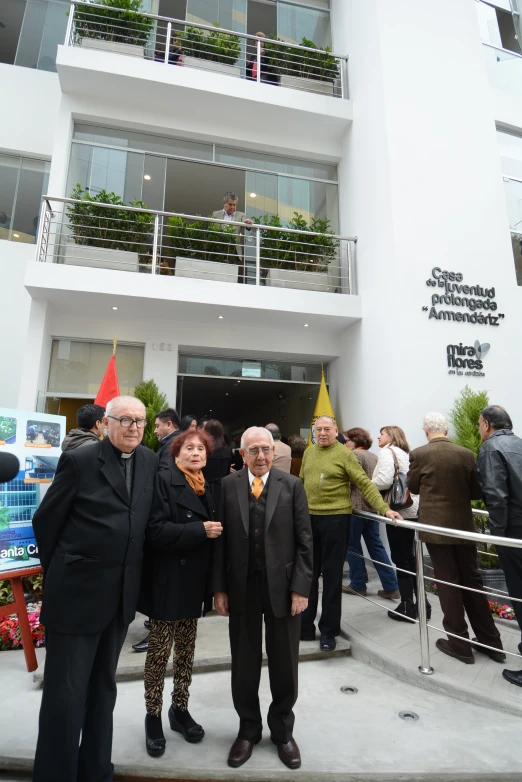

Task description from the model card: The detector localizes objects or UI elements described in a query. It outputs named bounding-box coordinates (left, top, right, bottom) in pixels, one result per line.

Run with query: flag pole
left=113, top=336, right=118, bottom=357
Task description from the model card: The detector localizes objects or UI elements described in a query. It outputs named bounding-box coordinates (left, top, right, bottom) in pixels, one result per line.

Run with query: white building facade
left=0, top=0, right=521, bottom=447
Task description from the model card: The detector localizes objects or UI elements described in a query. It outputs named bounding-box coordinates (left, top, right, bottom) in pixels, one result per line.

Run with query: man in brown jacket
left=407, top=412, right=504, bottom=664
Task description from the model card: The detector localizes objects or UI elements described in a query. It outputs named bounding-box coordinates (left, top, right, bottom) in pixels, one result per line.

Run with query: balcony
left=55, top=2, right=352, bottom=150
left=25, top=195, right=360, bottom=328
left=482, top=42, right=522, bottom=99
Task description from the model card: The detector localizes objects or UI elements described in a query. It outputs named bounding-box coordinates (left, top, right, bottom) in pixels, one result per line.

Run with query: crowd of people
left=29, top=398, right=522, bottom=781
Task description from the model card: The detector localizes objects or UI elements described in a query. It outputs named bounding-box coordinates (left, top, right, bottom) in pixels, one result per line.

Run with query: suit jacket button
left=181, top=558, right=186, bottom=565
left=187, top=511, right=193, bottom=518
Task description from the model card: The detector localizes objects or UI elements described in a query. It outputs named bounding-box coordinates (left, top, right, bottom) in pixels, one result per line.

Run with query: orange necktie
left=251, top=477, right=264, bottom=499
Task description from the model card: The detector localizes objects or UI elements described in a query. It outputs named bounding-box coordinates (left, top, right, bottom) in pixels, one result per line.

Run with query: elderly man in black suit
left=32, top=395, right=158, bottom=782
left=212, top=426, right=312, bottom=771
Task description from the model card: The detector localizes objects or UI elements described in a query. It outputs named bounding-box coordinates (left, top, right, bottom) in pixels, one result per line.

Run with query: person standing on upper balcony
left=211, top=192, right=253, bottom=283
left=246, top=32, right=279, bottom=85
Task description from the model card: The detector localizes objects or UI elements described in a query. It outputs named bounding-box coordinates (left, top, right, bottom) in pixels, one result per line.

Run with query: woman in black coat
left=139, top=428, right=223, bottom=758
left=202, top=419, right=233, bottom=512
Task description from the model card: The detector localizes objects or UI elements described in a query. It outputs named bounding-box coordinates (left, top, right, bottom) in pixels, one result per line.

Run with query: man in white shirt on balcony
left=212, top=192, right=253, bottom=282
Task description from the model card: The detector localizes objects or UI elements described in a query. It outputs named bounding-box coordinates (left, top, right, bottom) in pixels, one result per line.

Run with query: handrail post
left=340, top=57, right=345, bottom=99
left=151, top=214, right=159, bottom=275
left=65, top=3, right=75, bottom=47
left=164, top=21, right=172, bottom=65
left=255, top=226, right=261, bottom=285
left=415, top=530, right=434, bottom=675
left=35, top=199, right=48, bottom=263
left=256, top=38, right=261, bottom=83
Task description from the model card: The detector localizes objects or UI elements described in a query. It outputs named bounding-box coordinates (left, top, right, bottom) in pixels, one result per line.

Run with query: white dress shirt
left=223, top=210, right=234, bottom=221
left=248, top=469, right=270, bottom=490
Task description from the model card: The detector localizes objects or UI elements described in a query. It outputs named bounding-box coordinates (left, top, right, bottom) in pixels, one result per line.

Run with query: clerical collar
left=111, top=443, right=135, bottom=459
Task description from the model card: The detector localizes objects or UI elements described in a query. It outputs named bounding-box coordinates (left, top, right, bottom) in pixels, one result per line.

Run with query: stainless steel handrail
left=483, top=41, right=522, bottom=60
left=346, top=508, right=522, bottom=676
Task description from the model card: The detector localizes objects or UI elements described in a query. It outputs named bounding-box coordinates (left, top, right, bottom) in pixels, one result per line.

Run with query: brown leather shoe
left=378, top=589, right=401, bottom=600
left=342, top=585, right=366, bottom=596
left=271, top=736, right=301, bottom=769
left=436, top=638, right=474, bottom=664
left=227, top=737, right=260, bottom=768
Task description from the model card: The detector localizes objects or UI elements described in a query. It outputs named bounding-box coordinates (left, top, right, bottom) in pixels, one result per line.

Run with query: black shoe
left=471, top=638, right=506, bottom=663
left=145, top=714, right=165, bottom=757
left=319, top=635, right=336, bottom=651
left=388, top=600, right=416, bottom=623
left=168, top=705, right=204, bottom=743
left=518, top=641, right=522, bottom=656
left=144, top=619, right=151, bottom=630
left=132, top=633, right=150, bottom=652
left=503, top=669, right=522, bottom=687
left=415, top=599, right=432, bottom=621
left=436, top=638, right=474, bottom=664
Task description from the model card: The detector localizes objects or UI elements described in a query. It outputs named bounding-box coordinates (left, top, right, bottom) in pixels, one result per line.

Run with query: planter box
left=80, top=38, right=145, bottom=58
left=183, top=56, right=240, bottom=77
left=478, top=568, right=510, bottom=604
left=280, top=74, right=334, bottom=96
left=175, top=257, right=239, bottom=283
left=265, top=267, right=330, bottom=292
left=63, top=243, right=139, bottom=272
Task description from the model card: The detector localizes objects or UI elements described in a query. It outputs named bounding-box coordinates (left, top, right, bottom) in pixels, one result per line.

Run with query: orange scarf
left=176, top=463, right=206, bottom=496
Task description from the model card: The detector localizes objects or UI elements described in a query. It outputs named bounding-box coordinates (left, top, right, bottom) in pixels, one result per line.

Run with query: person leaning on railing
left=246, top=32, right=279, bottom=85
left=408, top=412, right=505, bottom=665
left=477, top=404, right=522, bottom=685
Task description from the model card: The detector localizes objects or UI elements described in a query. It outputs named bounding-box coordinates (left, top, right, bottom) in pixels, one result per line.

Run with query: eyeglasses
left=108, top=415, right=147, bottom=429
left=246, top=446, right=272, bottom=456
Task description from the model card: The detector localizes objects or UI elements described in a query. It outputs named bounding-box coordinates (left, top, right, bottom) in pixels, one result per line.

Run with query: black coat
left=203, top=445, right=233, bottom=513
left=477, top=429, right=522, bottom=536
left=157, top=430, right=180, bottom=472
left=211, top=467, right=313, bottom=618
left=138, top=463, right=214, bottom=621
left=32, top=437, right=158, bottom=634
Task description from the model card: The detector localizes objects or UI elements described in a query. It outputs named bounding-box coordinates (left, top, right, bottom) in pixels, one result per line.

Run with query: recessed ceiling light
left=143, top=174, right=151, bottom=181
left=225, top=393, right=229, bottom=396
left=218, top=315, right=224, bottom=319
left=237, top=380, right=241, bottom=383
left=13, top=233, right=19, bottom=238
left=112, top=306, right=118, bottom=311
left=250, top=192, right=257, bottom=198
left=304, top=323, right=309, bottom=327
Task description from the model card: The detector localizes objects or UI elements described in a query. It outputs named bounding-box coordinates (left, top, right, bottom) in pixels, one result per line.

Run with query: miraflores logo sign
left=423, top=267, right=505, bottom=327
left=446, top=340, right=490, bottom=377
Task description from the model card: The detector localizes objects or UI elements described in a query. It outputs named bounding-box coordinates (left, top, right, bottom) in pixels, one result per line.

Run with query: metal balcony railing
left=349, top=508, right=522, bottom=676
left=63, top=1, right=348, bottom=99
left=35, top=196, right=357, bottom=295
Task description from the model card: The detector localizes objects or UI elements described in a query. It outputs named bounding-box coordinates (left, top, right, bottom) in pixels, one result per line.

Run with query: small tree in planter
left=74, top=0, right=154, bottom=46
left=166, top=216, right=238, bottom=263
left=67, top=185, right=154, bottom=254
left=264, top=36, right=339, bottom=84
left=133, top=379, right=168, bottom=452
left=253, top=212, right=338, bottom=274
left=180, top=23, right=241, bottom=66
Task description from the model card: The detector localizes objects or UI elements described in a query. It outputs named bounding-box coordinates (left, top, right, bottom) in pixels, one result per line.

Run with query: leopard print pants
left=144, top=617, right=198, bottom=716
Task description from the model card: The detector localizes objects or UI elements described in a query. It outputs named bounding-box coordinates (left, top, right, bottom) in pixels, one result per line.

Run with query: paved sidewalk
left=340, top=568, right=522, bottom=717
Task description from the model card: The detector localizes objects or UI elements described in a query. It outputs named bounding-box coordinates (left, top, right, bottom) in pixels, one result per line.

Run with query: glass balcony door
left=276, top=1, right=331, bottom=48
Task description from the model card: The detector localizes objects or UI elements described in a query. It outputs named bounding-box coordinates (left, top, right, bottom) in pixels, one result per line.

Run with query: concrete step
left=33, top=613, right=351, bottom=684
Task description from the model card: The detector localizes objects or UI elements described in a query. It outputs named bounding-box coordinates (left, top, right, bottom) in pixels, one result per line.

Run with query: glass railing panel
left=483, top=43, right=522, bottom=98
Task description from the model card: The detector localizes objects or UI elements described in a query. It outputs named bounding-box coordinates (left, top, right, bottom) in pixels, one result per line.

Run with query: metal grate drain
left=340, top=686, right=358, bottom=694
left=398, top=710, right=419, bottom=722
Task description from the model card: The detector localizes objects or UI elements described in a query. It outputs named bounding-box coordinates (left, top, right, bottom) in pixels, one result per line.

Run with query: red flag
left=94, top=355, right=120, bottom=408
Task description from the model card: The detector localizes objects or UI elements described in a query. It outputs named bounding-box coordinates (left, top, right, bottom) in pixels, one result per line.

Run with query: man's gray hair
left=423, top=412, right=448, bottom=434
left=106, top=395, right=146, bottom=417
left=315, top=415, right=336, bottom=426
left=223, top=191, right=238, bottom=203
left=265, top=423, right=281, bottom=440
left=240, top=426, right=274, bottom=450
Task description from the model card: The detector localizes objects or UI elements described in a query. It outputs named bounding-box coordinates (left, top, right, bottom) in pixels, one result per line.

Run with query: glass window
left=74, top=124, right=213, bottom=161
left=215, top=145, right=337, bottom=180
left=47, top=340, right=145, bottom=395
left=277, top=1, right=331, bottom=49
left=187, top=0, right=247, bottom=31
left=0, top=153, right=50, bottom=243
left=498, top=129, right=522, bottom=178
left=14, top=0, right=69, bottom=72
left=178, top=354, right=324, bottom=381
left=0, top=154, right=20, bottom=240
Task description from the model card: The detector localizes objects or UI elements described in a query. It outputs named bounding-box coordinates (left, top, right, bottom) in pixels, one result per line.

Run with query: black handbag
left=382, top=448, right=413, bottom=511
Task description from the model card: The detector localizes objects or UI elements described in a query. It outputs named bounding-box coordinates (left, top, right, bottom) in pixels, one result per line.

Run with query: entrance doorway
left=45, top=397, right=94, bottom=435
left=177, top=375, right=319, bottom=440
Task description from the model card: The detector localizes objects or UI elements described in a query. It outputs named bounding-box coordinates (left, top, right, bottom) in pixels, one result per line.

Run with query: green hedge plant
left=67, top=185, right=154, bottom=254
left=180, top=23, right=241, bottom=66
left=264, top=36, right=339, bottom=83
left=253, top=212, right=339, bottom=274
left=74, top=0, right=154, bottom=46
left=166, top=216, right=238, bottom=264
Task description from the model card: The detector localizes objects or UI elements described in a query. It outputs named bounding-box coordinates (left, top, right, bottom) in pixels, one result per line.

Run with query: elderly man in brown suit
left=407, top=412, right=504, bottom=665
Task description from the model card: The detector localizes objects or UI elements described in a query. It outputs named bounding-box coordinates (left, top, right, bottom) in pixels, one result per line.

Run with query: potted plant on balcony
left=254, top=212, right=339, bottom=292
left=449, top=386, right=510, bottom=598
left=65, top=185, right=154, bottom=272
left=180, top=23, right=241, bottom=77
left=74, top=0, right=154, bottom=59
left=264, top=36, right=339, bottom=96
left=167, top=215, right=240, bottom=283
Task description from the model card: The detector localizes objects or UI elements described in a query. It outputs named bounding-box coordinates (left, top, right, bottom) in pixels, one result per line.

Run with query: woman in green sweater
left=299, top=416, right=401, bottom=651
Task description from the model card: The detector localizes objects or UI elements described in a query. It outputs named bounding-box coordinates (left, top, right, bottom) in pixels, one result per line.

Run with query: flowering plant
left=0, top=610, right=45, bottom=650
left=489, top=601, right=515, bottom=621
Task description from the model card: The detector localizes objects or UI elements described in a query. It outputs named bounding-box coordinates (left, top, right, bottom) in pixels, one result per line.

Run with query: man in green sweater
left=300, top=416, right=402, bottom=651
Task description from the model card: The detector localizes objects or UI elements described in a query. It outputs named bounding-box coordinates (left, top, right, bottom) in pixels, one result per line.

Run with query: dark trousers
left=427, top=542, right=503, bottom=657
left=33, top=612, right=128, bottom=782
left=497, top=544, right=522, bottom=640
left=386, top=524, right=416, bottom=603
left=229, top=570, right=300, bottom=744
left=301, top=514, right=350, bottom=639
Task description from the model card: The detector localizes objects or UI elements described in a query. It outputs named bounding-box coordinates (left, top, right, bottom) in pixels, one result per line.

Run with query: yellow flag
left=307, top=371, right=336, bottom=446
